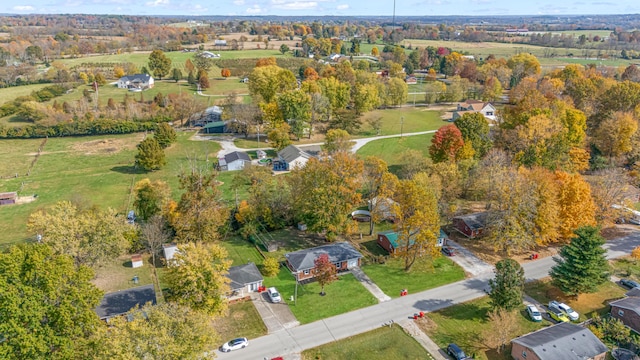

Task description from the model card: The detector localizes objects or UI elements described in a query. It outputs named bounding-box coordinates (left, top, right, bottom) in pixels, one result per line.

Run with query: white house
left=199, top=51, right=220, bottom=59
left=116, top=74, right=154, bottom=90
left=451, top=99, right=496, bottom=121
left=218, top=151, right=251, bottom=171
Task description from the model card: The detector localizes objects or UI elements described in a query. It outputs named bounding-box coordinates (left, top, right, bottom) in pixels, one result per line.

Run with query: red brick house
left=610, top=295, right=640, bottom=333
left=285, top=242, right=363, bottom=282
left=511, top=322, right=607, bottom=360
left=452, top=212, right=488, bottom=238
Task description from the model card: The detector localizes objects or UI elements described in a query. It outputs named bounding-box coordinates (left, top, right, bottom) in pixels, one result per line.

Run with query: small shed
left=256, top=150, right=267, bottom=159
left=0, top=192, right=17, bottom=206
left=131, top=254, right=143, bottom=268
left=163, top=244, right=178, bottom=264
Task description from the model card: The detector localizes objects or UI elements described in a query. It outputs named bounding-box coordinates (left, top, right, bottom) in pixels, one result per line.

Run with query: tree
left=555, top=171, right=597, bottom=240
left=429, top=124, right=466, bottom=163
left=93, top=303, right=219, bottom=360
left=593, top=112, right=638, bottom=160
left=318, top=77, right=350, bottom=114
left=268, top=123, right=292, bottom=151
left=134, top=178, right=170, bottom=221
left=172, top=166, right=229, bottom=244
left=482, top=309, right=521, bottom=354
left=248, top=65, right=297, bottom=103
left=632, top=246, right=640, bottom=263
left=198, top=71, right=210, bottom=89
left=454, top=112, right=492, bottom=159
left=385, top=77, right=408, bottom=106
left=366, top=116, right=383, bottom=135
left=314, top=253, right=338, bottom=296
left=324, top=129, right=351, bottom=154
left=148, top=49, right=172, bottom=80
left=221, top=68, right=231, bottom=78
left=371, top=46, right=379, bottom=56
left=482, top=76, right=503, bottom=102
left=171, top=67, right=182, bottom=82
left=277, top=90, right=311, bottom=139
left=0, top=244, right=103, bottom=359
left=507, top=53, right=541, bottom=85
left=489, top=259, right=525, bottom=311
left=187, top=70, right=195, bottom=84
left=154, top=123, right=177, bottom=149
left=165, top=242, right=231, bottom=315
left=279, top=44, right=290, bottom=54
left=113, top=66, right=125, bottom=79
left=262, top=257, right=280, bottom=277
left=135, top=137, right=166, bottom=171
left=141, top=215, right=171, bottom=269
left=354, top=83, right=380, bottom=114
left=27, top=201, right=131, bottom=267
left=192, top=51, right=215, bottom=72
left=550, top=226, right=610, bottom=296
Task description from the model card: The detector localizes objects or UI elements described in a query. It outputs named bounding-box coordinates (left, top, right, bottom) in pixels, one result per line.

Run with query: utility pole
left=400, top=116, right=404, bottom=138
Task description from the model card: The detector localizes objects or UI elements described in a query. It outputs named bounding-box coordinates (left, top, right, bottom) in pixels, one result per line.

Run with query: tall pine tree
left=550, top=226, right=610, bottom=296
left=135, top=137, right=166, bottom=171
left=489, top=259, right=525, bottom=311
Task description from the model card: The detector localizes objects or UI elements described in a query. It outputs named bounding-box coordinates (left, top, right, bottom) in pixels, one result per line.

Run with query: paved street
left=217, top=229, right=640, bottom=360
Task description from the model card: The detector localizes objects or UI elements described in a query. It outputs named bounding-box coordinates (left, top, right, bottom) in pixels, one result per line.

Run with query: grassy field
left=0, top=84, right=51, bottom=104
left=357, top=108, right=445, bottom=137
left=610, top=257, right=640, bottom=280
left=263, top=269, right=377, bottom=324
left=422, top=296, right=548, bottom=360
left=361, top=256, right=465, bottom=298
left=211, top=300, right=267, bottom=345
left=302, top=324, right=432, bottom=360
left=0, top=131, right=220, bottom=246
left=92, top=254, right=155, bottom=293
left=524, top=279, right=626, bottom=320
left=356, top=133, right=435, bottom=172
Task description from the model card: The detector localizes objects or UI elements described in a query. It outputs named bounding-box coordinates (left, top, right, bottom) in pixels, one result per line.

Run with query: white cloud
left=145, top=0, right=169, bottom=7
left=245, top=4, right=262, bottom=13
left=13, top=5, right=35, bottom=10
left=273, top=1, right=318, bottom=10
left=233, top=0, right=245, bottom=4
left=336, top=4, right=348, bottom=9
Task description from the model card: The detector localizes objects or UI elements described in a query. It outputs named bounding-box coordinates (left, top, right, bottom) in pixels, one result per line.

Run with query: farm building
left=201, top=121, right=227, bottom=134
left=218, top=151, right=251, bottom=171
left=285, top=242, right=362, bottom=282
left=377, top=229, right=447, bottom=254
left=452, top=212, right=488, bottom=238
left=193, top=106, right=223, bottom=127
left=0, top=192, right=17, bottom=206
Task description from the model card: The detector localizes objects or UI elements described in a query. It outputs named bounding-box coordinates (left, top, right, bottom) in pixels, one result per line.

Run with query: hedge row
left=0, top=119, right=160, bottom=139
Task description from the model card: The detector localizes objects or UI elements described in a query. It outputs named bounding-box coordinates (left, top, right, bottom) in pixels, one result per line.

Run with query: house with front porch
left=451, top=100, right=496, bottom=122
left=285, top=242, right=363, bottom=282
left=116, top=74, right=154, bottom=90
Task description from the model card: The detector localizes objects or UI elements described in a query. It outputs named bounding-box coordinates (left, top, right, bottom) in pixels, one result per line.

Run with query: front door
left=347, top=258, right=358, bottom=269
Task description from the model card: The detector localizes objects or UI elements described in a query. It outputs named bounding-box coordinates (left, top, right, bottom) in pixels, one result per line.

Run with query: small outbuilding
left=163, top=243, right=179, bottom=263
left=0, top=192, right=17, bottom=206
left=131, top=254, right=143, bottom=268
left=94, top=284, right=157, bottom=321
left=201, top=121, right=227, bottom=134
left=218, top=151, right=251, bottom=171
left=227, top=262, right=264, bottom=298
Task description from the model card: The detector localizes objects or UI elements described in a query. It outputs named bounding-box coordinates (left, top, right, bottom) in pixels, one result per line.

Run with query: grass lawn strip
left=301, top=323, right=432, bottom=360
left=211, top=300, right=267, bottom=345
left=361, top=256, right=465, bottom=298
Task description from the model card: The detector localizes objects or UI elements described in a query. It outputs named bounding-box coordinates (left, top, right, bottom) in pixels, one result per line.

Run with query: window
left=303, top=269, right=310, bottom=275
left=619, top=309, right=625, bottom=316
left=486, top=111, right=494, bottom=116
left=522, top=350, right=527, bottom=358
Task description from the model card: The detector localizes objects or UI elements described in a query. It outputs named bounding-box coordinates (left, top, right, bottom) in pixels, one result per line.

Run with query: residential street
left=217, top=229, right=640, bottom=360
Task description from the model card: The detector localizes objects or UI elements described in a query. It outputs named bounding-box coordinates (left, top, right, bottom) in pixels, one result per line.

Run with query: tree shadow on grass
left=111, top=165, right=146, bottom=174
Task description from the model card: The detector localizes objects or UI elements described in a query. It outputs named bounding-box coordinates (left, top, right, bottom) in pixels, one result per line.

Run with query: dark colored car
left=620, top=278, right=640, bottom=289
left=442, top=246, right=456, bottom=256
left=447, top=343, right=467, bottom=360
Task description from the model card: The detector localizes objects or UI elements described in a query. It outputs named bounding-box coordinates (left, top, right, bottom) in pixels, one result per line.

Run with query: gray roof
left=611, top=296, right=640, bottom=312
left=94, top=284, right=156, bottom=320
left=120, top=74, right=152, bottom=83
left=625, top=288, right=640, bottom=298
left=204, top=105, right=223, bottom=115
left=227, top=263, right=263, bottom=290
left=224, top=151, right=251, bottom=164
left=454, top=212, right=488, bottom=230
left=278, top=145, right=311, bottom=164
left=285, top=242, right=363, bottom=272
left=511, top=322, right=608, bottom=360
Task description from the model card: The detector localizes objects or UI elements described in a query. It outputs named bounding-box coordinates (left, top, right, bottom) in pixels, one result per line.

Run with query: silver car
left=220, top=337, right=248, bottom=352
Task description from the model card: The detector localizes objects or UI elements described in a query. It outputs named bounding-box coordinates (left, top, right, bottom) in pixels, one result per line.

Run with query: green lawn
left=356, top=134, right=434, bottom=171
left=423, top=297, right=548, bottom=360
left=302, top=324, right=432, bottom=360
left=610, top=257, right=640, bottom=280
left=263, top=269, right=377, bottom=324
left=0, top=84, right=52, bottom=104
left=92, top=254, right=155, bottom=293
left=524, top=279, right=626, bottom=320
left=356, top=108, right=445, bottom=137
left=0, top=131, right=221, bottom=246
left=361, top=256, right=465, bottom=298
left=211, top=300, right=267, bottom=344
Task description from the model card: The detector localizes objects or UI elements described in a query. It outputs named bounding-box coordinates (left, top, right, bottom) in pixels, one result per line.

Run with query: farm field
left=0, top=131, right=220, bottom=246
left=0, top=84, right=52, bottom=104
left=356, top=133, right=435, bottom=173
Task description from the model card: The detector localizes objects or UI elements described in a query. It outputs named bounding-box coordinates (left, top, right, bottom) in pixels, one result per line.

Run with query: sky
left=2, top=0, right=638, bottom=17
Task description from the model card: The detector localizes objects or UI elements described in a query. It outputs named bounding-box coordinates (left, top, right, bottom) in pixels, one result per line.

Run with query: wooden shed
left=0, top=192, right=17, bottom=206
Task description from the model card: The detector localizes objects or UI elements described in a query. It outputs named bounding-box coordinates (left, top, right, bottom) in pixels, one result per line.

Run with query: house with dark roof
left=218, top=151, right=251, bottom=171
left=227, top=263, right=263, bottom=298
left=377, top=229, right=447, bottom=254
left=451, top=99, right=496, bottom=122
left=452, top=212, right=488, bottom=238
left=511, top=322, right=608, bottom=360
left=274, top=145, right=313, bottom=171
left=116, top=74, right=154, bottom=90
left=610, top=295, right=640, bottom=333
left=94, top=284, right=157, bottom=321
left=285, top=242, right=363, bottom=281
left=194, top=106, right=223, bottom=128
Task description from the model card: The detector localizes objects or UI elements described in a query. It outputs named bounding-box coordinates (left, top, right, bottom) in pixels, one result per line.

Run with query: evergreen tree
left=489, top=259, right=525, bottom=311
left=154, top=123, right=177, bottom=149
left=187, top=70, right=195, bottom=84
left=135, top=137, right=166, bottom=171
left=550, top=226, right=610, bottom=296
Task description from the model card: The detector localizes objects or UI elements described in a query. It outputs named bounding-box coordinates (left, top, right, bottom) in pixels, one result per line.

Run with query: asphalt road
left=217, top=228, right=640, bottom=360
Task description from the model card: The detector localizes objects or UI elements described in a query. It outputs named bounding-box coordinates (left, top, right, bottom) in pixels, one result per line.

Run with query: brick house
left=285, top=242, right=363, bottom=282
left=511, top=322, right=607, bottom=360
left=610, top=295, right=640, bottom=333
left=452, top=212, right=488, bottom=238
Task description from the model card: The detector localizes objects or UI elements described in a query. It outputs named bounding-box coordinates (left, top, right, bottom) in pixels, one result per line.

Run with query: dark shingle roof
left=454, top=212, right=488, bottom=230
left=278, top=145, right=311, bottom=164
left=227, top=263, right=263, bottom=291
left=285, top=242, right=362, bottom=272
left=120, top=74, right=152, bottom=82
left=224, top=151, right=251, bottom=164
left=511, top=322, right=607, bottom=360
left=94, top=284, right=156, bottom=320
left=611, top=296, right=640, bottom=312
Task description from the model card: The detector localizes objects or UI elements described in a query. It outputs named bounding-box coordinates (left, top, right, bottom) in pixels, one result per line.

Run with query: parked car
left=220, top=337, right=248, bottom=352
left=447, top=343, right=468, bottom=360
left=547, top=307, right=569, bottom=323
left=526, top=304, right=543, bottom=322
left=620, top=278, right=640, bottom=289
left=556, top=302, right=579, bottom=321
left=267, top=287, right=282, bottom=303
left=442, top=246, right=456, bottom=256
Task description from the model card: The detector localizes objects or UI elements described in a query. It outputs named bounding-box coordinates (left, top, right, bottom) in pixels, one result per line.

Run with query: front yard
left=211, top=299, right=267, bottom=346
left=301, top=324, right=432, bottom=360
left=361, top=256, right=466, bottom=298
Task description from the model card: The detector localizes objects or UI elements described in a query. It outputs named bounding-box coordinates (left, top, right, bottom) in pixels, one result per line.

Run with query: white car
left=556, top=302, right=579, bottom=321
left=267, top=287, right=282, bottom=303
left=526, top=304, right=543, bottom=322
left=220, top=337, right=248, bottom=352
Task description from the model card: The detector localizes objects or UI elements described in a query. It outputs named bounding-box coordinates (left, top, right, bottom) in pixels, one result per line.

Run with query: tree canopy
left=489, top=259, right=525, bottom=311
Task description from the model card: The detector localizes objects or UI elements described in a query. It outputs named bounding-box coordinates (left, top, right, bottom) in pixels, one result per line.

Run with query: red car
left=442, top=246, right=456, bottom=256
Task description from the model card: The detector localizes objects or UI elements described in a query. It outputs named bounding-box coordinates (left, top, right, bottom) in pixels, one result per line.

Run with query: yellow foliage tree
left=555, top=171, right=597, bottom=240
